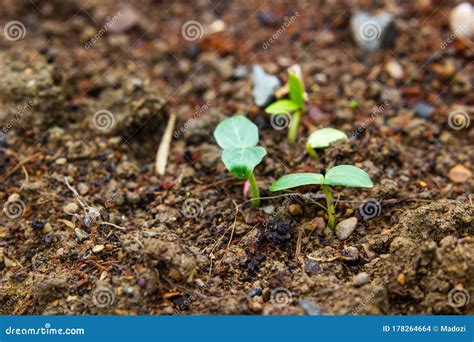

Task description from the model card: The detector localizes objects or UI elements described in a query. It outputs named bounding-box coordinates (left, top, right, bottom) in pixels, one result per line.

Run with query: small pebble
left=351, top=11, right=396, bottom=52
left=299, top=299, right=323, bottom=315
left=385, top=59, right=404, bottom=79
left=305, top=260, right=321, bottom=275
left=448, top=164, right=472, bottom=183
left=415, top=102, right=434, bottom=119
left=77, top=183, right=90, bottom=195
left=75, top=228, right=88, bottom=241
left=32, top=220, right=44, bottom=231
left=335, top=217, right=358, bottom=240
left=233, top=65, right=248, bottom=79
left=353, top=272, right=371, bottom=287
left=252, top=65, right=281, bottom=107
left=43, top=223, right=53, bottom=234
left=450, top=2, right=474, bottom=39
left=55, top=157, right=67, bottom=165
left=248, top=287, right=263, bottom=297
left=92, top=244, right=105, bottom=253
left=64, top=202, right=79, bottom=214
left=288, top=204, right=302, bottom=216
left=262, top=205, right=275, bottom=215
left=397, top=273, right=406, bottom=286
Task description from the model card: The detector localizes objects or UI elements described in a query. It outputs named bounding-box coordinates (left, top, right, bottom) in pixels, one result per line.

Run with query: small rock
left=43, top=223, right=53, bottom=234
left=353, top=272, right=371, bottom=287
left=126, top=192, right=141, bottom=204
left=55, top=157, right=67, bottom=165
left=299, top=299, right=322, bottom=315
left=248, top=287, right=263, bottom=297
left=32, top=220, right=44, bottom=231
left=351, top=12, right=396, bottom=52
left=64, top=202, right=79, bottom=214
left=415, top=102, right=434, bottom=119
left=335, top=217, right=358, bottom=240
left=313, top=73, right=328, bottom=84
left=92, top=244, right=105, bottom=253
left=335, top=108, right=354, bottom=121
left=397, top=273, right=406, bottom=286
left=288, top=203, right=302, bottom=216
left=252, top=65, right=281, bottom=107
left=305, top=260, right=321, bottom=275
left=233, top=65, right=248, bottom=79
left=262, top=205, right=275, bottom=215
left=448, top=164, right=472, bottom=183
left=450, top=2, right=474, bottom=39
left=77, top=183, right=90, bottom=195
left=75, top=228, right=88, bottom=241
left=385, top=59, right=404, bottom=79
left=108, top=6, right=140, bottom=33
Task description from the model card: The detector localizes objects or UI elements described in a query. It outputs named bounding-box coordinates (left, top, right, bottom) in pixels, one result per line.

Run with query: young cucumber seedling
left=270, top=165, right=373, bottom=228
left=306, top=128, right=348, bottom=160
left=214, top=115, right=267, bottom=208
left=265, top=73, right=305, bottom=144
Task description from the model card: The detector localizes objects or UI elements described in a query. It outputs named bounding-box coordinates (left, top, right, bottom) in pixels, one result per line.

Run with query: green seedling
left=214, top=115, right=267, bottom=208
left=306, top=128, right=348, bottom=160
left=265, top=73, right=305, bottom=144
left=270, top=165, right=373, bottom=228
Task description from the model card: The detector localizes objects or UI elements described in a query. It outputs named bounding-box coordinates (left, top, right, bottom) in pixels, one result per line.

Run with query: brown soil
left=0, top=0, right=472, bottom=315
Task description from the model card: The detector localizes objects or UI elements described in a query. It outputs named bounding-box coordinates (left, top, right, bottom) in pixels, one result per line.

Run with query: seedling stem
left=248, top=172, right=260, bottom=208
left=288, top=110, right=302, bottom=144
left=322, top=184, right=335, bottom=229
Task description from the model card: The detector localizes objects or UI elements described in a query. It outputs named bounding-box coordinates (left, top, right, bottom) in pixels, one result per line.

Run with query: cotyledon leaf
left=307, top=128, right=348, bottom=149
left=323, top=165, right=373, bottom=188
left=213, top=115, right=259, bottom=149
left=270, top=173, right=324, bottom=192
left=222, top=146, right=267, bottom=180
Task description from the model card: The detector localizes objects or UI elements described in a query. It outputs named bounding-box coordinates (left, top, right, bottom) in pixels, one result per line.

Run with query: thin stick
left=155, top=112, right=177, bottom=175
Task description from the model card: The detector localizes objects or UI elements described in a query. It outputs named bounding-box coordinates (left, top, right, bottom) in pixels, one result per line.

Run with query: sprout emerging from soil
left=270, top=165, right=373, bottom=228
left=306, top=128, right=348, bottom=160
left=214, top=115, right=267, bottom=208
left=265, top=73, right=305, bottom=144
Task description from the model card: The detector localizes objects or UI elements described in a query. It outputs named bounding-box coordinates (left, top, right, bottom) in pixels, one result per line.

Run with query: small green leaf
left=307, top=128, right=348, bottom=149
left=222, top=147, right=267, bottom=180
left=288, top=73, right=304, bottom=108
left=214, top=115, right=259, bottom=150
left=323, top=165, right=373, bottom=188
left=265, top=99, right=299, bottom=115
left=270, top=173, right=324, bottom=192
